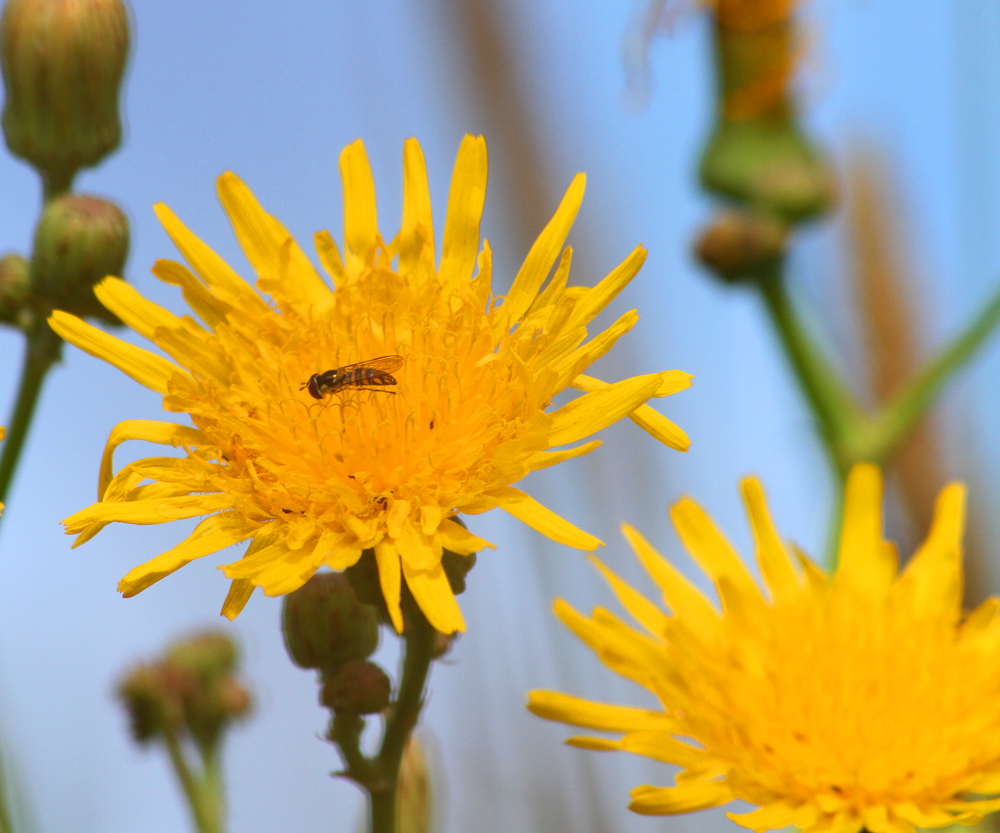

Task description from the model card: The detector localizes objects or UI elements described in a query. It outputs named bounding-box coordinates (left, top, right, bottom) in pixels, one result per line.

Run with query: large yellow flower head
left=530, top=465, right=1000, bottom=833
left=50, top=136, right=691, bottom=634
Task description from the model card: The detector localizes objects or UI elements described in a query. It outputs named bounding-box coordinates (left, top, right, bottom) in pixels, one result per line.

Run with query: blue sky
left=1, top=1, right=999, bottom=831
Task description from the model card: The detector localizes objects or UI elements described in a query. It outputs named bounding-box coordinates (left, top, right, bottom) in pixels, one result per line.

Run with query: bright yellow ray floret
left=529, top=465, right=1000, bottom=833
left=50, top=136, right=691, bottom=634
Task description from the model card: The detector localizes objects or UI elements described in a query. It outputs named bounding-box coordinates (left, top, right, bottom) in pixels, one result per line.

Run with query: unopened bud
left=1, top=0, right=129, bottom=191
left=695, top=209, right=788, bottom=283
left=30, top=193, right=128, bottom=316
left=117, top=663, right=188, bottom=744
left=166, top=631, right=237, bottom=683
left=282, top=572, right=380, bottom=677
left=321, top=660, right=391, bottom=715
left=442, top=548, right=476, bottom=596
left=0, top=253, right=30, bottom=326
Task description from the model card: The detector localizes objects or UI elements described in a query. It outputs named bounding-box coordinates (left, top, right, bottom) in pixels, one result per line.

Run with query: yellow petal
left=314, top=230, right=347, bottom=288
left=437, top=517, right=494, bottom=554
left=836, top=464, right=898, bottom=594
left=670, top=496, right=765, bottom=613
left=898, top=482, right=965, bottom=619
left=629, top=782, right=732, bottom=815
left=402, top=559, right=465, bottom=634
left=526, top=690, right=668, bottom=732
left=621, top=523, right=721, bottom=634
left=548, top=373, right=662, bottom=448
left=620, top=731, right=710, bottom=767
left=504, top=172, right=586, bottom=323
left=552, top=309, right=639, bottom=387
left=399, top=138, right=435, bottom=277
left=64, top=493, right=232, bottom=533
left=528, top=245, right=573, bottom=316
left=572, top=374, right=691, bottom=451
left=439, top=134, right=487, bottom=289
left=565, top=736, right=623, bottom=751
left=489, top=486, right=603, bottom=550
left=565, top=244, right=647, bottom=330
left=741, top=477, right=801, bottom=602
left=221, top=579, right=255, bottom=620
left=589, top=554, right=669, bottom=638
left=525, top=440, right=602, bottom=471
left=97, top=419, right=206, bottom=500
left=49, top=311, right=180, bottom=395
left=729, top=802, right=820, bottom=833
left=216, top=172, right=332, bottom=312
left=153, top=202, right=269, bottom=313
left=118, top=510, right=255, bottom=596
left=152, top=259, right=233, bottom=330
left=374, top=540, right=403, bottom=633
left=340, top=139, right=378, bottom=273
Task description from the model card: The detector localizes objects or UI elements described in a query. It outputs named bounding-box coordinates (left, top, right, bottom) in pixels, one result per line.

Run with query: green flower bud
left=282, top=572, right=380, bottom=677
left=1, top=0, right=129, bottom=193
left=117, top=663, right=188, bottom=744
left=166, top=631, right=237, bottom=684
left=442, top=548, right=476, bottom=596
left=30, top=193, right=128, bottom=317
left=320, top=660, right=391, bottom=715
left=695, top=209, right=788, bottom=284
left=0, top=253, right=30, bottom=326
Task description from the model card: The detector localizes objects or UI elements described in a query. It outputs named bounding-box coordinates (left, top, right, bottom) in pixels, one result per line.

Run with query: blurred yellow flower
left=529, top=465, right=1000, bottom=833
left=50, top=136, right=691, bottom=633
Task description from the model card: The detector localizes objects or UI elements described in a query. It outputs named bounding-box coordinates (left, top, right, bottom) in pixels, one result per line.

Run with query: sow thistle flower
left=50, top=136, right=691, bottom=634
left=529, top=465, right=1000, bottom=833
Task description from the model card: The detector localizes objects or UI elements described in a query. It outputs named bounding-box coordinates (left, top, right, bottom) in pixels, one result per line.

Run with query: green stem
left=0, top=319, right=63, bottom=512
left=757, top=266, right=866, bottom=479
left=163, top=730, right=225, bottom=833
left=861, top=278, right=1000, bottom=463
left=42, top=168, right=76, bottom=203
left=371, top=609, right=435, bottom=833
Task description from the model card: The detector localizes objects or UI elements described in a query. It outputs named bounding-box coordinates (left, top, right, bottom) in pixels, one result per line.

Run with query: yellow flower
left=529, top=465, right=1000, bottom=833
left=50, top=136, right=691, bottom=634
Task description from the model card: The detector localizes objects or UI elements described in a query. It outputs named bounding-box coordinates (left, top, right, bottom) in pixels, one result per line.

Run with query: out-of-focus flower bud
left=321, top=660, right=391, bottom=715
left=167, top=631, right=237, bottom=683
left=1, top=0, right=129, bottom=193
left=698, top=0, right=835, bottom=222
left=396, top=735, right=434, bottom=833
left=30, top=193, right=128, bottom=318
left=695, top=209, right=788, bottom=284
left=0, top=253, right=30, bottom=326
left=441, top=548, right=476, bottom=596
left=282, top=572, right=380, bottom=677
left=117, top=663, right=188, bottom=744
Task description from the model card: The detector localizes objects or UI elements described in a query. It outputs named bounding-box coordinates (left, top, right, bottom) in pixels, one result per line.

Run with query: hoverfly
left=300, top=355, right=404, bottom=400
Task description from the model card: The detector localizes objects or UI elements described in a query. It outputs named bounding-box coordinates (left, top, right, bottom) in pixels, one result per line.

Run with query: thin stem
left=42, top=168, right=76, bottom=202
left=163, top=730, right=225, bottom=833
left=370, top=608, right=436, bottom=833
left=0, top=319, right=63, bottom=512
left=862, top=277, right=1000, bottom=463
left=757, top=266, right=866, bottom=478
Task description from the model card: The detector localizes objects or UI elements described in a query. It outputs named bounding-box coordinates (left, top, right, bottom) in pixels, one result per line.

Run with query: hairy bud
left=1, top=0, right=129, bottom=192
left=321, top=660, right=392, bottom=715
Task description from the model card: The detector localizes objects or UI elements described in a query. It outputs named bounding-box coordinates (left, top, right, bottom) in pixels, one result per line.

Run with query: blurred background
left=2, top=0, right=1000, bottom=830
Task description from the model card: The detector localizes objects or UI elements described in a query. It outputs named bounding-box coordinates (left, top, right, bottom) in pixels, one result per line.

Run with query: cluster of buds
left=118, top=632, right=251, bottom=753
left=0, top=0, right=130, bottom=333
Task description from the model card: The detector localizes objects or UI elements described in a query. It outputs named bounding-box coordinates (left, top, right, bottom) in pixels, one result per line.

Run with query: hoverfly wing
left=348, top=355, right=404, bottom=374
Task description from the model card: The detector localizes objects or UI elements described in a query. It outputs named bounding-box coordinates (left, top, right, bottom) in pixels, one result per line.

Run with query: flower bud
left=320, top=660, right=391, bottom=715
left=442, top=548, right=476, bottom=596
left=30, top=193, right=128, bottom=316
left=166, top=631, right=237, bottom=683
left=1, top=0, right=129, bottom=192
left=117, top=663, right=188, bottom=744
left=0, top=253, right=30, bottom=326
left=282, top=572, right=380, bottom=677
left=695, top=209, right=788, bottom=284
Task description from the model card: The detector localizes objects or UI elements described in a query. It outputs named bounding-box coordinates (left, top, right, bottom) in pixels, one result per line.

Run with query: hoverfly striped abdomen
left=301, top=355, right=404, bottom=400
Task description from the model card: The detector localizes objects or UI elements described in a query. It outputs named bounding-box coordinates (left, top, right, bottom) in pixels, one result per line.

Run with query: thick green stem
left=371, top=609, right=435, bottom=833
left=163, top=730, right=225, bottom=833
left=0, top=319, right=63, bottom=512
left=757, top=267, right=866, bottom=479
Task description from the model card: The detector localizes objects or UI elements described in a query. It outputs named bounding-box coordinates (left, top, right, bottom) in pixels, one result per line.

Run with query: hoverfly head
left=303, top=374, right=324, bottom=400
